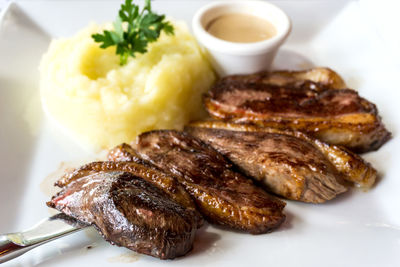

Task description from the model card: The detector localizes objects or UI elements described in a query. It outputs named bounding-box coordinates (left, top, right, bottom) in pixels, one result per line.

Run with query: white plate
left=1, top=1, right=400, bottom=266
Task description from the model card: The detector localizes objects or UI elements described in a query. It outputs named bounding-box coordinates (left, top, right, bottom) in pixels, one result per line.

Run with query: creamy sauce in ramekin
left=206, top=13, right=276, bottom=43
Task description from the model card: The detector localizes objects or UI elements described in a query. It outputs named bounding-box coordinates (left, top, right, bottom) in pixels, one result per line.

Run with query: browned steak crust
left=55, top=160, right=202, bottom=226
left=221, top=67, right=347, bottom=90
left=136, top=130, right=286, bottom=234
left=108, top=143, right=144, bottom=163
left=186, top=121, right=377, bottom=203
left=204, top=72, right=391, bottom=153
left=48, top=172, right=198, bottom=259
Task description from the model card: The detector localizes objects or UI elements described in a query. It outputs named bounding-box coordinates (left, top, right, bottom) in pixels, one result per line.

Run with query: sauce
left=206, top=13, right=276, bottom=43
left=107, top=252, right=140, bottom=263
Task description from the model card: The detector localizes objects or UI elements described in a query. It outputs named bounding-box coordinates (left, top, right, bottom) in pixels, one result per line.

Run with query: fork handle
left=0, top=213, right=87, bottom=264
left=0, top=234, right=38, bottom=264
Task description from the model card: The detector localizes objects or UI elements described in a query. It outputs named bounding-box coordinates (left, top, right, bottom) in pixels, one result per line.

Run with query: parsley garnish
left=92, top=0, right=174, bottom=65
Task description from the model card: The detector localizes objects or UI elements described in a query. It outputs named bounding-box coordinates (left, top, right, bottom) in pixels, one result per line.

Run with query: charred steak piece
left=188, top=121, right=377, bottom=188
left=223, top=67, right=347, bottom=90
left=186, top=123, right=347, bottom=203
left=56, top=160, right=202, bottom=227
left=48, top=172, right=198, bottom=259
left=136, top=130, right=286, bottom=234
left=186, top=122, right=378, bottom=203
left=204, top=75, right=391, bottom=153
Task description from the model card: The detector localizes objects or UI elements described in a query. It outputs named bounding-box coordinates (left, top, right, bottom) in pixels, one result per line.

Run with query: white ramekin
left=192, top=0, right=291, bottom=76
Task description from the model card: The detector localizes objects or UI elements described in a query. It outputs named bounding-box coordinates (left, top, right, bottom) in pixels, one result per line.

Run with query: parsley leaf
left=92, top=0, right=174, bottom=65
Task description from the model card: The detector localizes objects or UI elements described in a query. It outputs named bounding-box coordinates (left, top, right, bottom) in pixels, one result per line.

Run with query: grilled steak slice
left=186, top=122, right=378, bottom=203
left=223, top=67, right=346, bottom=90
left=188, top=121, right=377, bottom=189
left=186, top=123, right=347, bottom=203
left=136, top=130, right=286, bottom=234
left=55, top=160, right=202, bottom=227
left=204, top=76, right=391, bottom=153
left=47, top=172, right=198, bottom=259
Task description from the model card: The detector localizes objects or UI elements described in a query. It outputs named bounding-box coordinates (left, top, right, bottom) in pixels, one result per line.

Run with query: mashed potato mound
left=40, top=21, right=215, bottom=149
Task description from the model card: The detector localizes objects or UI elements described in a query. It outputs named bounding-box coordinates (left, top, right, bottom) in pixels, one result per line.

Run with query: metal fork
left=0, top=213, right=88, bottom=264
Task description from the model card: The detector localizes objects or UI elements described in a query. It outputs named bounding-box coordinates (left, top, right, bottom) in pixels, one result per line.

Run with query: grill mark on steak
left=47, top=172, right=198, bottom=259
left=136, top=130, right=286, bottom=234
left=187, top=121, right=377, bottom=190
left=185, top=122, right=349, bottom=203
left=55, top=160, right=203, bottom=227
left=222, top=67, right=347, bottom=90
left=209, top=81, right=376, bottom=118
left=204, top=73, right=391, bottom=153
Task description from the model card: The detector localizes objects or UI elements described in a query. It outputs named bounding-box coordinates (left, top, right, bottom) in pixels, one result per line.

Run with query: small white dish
left=192, top=0, right=291, bottom=76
